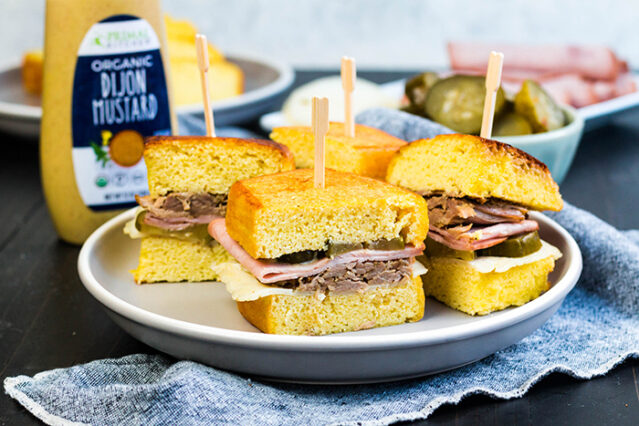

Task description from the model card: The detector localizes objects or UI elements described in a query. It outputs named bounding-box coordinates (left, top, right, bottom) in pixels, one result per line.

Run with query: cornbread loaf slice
left=169, top=60, right=244, bottom=106
left=225, top=168, right=429, bottom=259
left=237, top=276, right=425, bottom=335
left=132, top=236, right=233, bottom=283
left=386, top=134, right=563, bottom=211
left=270, top=122, right=407, bottom=179
left=21, top=50, right=43, bottom=95
left=420, top=254, right=557, bottom=315
left=144, top=136, right=295, bottom=198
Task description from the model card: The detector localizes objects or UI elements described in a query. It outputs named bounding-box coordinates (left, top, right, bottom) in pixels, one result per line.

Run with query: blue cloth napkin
left=5, top=111, right=639, bottom=425
left=356, top=108, right=454, bottom=141
left=177, top=113, right=261, bottom=139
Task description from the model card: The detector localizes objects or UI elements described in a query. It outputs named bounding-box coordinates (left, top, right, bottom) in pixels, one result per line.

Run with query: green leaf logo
left=90, top=141, right=110, bottom=167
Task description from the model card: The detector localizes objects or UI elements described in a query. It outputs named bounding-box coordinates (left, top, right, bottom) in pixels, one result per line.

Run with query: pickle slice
left=514, top=80, right=565, bottom=133
left=405, top=72, right=440, bottom=108
left=400, top=104, right=426, bottom=117
left=425, top=237, right=476, bottom=261
left=277, top=250, right=324, bottom=264
left=135, top=211, right=213, bottom=245
left=327, top=241, right=364, bottom=258
left=493, top=112, right=533, bottom=136
left=425, top=75, right=505, bottom=134
left=365, top=237, right=405, bottom=251
left=477, top=231, right=542, bottom=258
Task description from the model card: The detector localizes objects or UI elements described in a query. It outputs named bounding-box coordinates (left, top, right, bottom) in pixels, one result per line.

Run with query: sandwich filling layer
left=425, top=195, right=539, bottom=251
left=208, top=218, right=425, bottom=295
left=136, top=192, right=228, bottom=231
left=276, top=258, right=412, bottom=294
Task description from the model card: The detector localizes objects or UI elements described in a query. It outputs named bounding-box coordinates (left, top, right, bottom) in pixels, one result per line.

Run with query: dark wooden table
left=1, top=71, right=638, bottom=425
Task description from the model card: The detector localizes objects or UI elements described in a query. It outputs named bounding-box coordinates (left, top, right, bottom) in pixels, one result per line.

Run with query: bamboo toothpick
left=312, top=96, right=329, bottom=189
left=341, top=56, right=356, bottom=137
left=480, top=51, right=504, bottom=139
left=195, top=34, right=216, bottom=137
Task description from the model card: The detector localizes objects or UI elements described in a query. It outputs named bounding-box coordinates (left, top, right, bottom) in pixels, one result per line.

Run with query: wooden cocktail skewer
left=341, top=56, right=356, bottom=137
left=195, top=34, right=216, bottom=137
left=312, top=96, right=329, bottom=189
left=480, top=51, right=504, bottom=139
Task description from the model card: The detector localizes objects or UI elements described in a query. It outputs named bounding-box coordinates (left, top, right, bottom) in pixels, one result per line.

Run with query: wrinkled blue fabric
left=4, top=111, right=639, bottom=425
left=356, top=108, right=454, bottom=141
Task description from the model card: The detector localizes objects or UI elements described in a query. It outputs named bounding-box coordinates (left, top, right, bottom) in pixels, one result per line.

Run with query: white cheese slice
left=213, top=259, right=428, bottom=302
left=212, top=262, right=296, bottom=302
left=412, top=259, right=428, bottom=277
left=467, top=240, right=562, bottom=274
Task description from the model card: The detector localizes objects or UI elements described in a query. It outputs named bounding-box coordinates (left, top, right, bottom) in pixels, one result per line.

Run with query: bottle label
left=71, top=15, right=171, bottom=211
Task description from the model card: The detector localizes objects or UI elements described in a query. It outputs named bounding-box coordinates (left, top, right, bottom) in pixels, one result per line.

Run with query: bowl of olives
left=403, top=74, right=585, bottom=184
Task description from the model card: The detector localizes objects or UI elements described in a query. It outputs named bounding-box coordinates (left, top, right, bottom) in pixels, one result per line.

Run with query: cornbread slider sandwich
left=270, top=57, right=407, bottom=179
left=386, top=133, right=563, bottom=315
left=124, top=136, right=295, bottom=283
left=209, top=97, right=429, bottom=335
left=208, top=168, right=429, bottom=335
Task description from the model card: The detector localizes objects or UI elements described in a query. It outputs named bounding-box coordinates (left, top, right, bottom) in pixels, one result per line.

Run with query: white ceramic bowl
left=495, top=105, right=585, bottom=184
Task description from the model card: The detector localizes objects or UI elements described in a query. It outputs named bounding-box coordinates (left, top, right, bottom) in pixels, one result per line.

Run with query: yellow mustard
left=41, top=0, right=176, bottom=244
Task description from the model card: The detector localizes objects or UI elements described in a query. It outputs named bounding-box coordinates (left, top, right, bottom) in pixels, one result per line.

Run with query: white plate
left=78, top=209, right=581, bottom=384
left=259, top=76, right=639, bottom=133
left=0, top=53, right=294, bottom=138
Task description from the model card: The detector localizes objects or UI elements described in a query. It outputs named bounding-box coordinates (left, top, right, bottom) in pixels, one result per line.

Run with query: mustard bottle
left=41, top=0, right=176, bottom=244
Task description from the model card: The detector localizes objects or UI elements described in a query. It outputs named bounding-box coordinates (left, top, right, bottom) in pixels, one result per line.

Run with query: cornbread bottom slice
left=237, top=276, right=425, bottom=335
left=132, top=236, right=232, bottom=284
left=421, top=255, right=556, bottom=316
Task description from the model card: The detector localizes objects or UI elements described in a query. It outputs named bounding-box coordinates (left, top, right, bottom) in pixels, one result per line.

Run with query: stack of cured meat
left=448, top=42, right=636, bottom=108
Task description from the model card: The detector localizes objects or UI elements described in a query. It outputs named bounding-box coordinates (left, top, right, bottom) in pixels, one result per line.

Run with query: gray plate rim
left=78, top=208, right=582, bottom=352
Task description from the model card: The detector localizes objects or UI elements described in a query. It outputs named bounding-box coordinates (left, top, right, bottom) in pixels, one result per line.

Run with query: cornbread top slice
left=225, top=168, right=429, bottom=259
left=270, top=122, right=407, bottom=179
left=144, top=136, right=295, bottom=197
left=386, top=134, right=563, bottom=211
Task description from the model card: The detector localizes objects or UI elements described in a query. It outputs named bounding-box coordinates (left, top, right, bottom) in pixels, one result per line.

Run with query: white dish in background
left=78, top=209, right=582, bottom=384
left=259, top=75, right=639, bottom=133
left=260, top=79, right=403, bottom=132
left=0, top=53, right=294, bottom=138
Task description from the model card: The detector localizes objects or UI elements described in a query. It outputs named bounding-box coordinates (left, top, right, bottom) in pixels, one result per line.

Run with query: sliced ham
left=208, top=218, right=424, bottom=284
left=474, top=201, right=527, bottom=220
left=448, top=42, right=622, bottom=81
left=429, top=220, right=539, bottom=251
left=614, top=73, right=638, bottom=97
left=540, top=74, right=598, bottom=108
left=446, top=43, right=636, bottom=108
